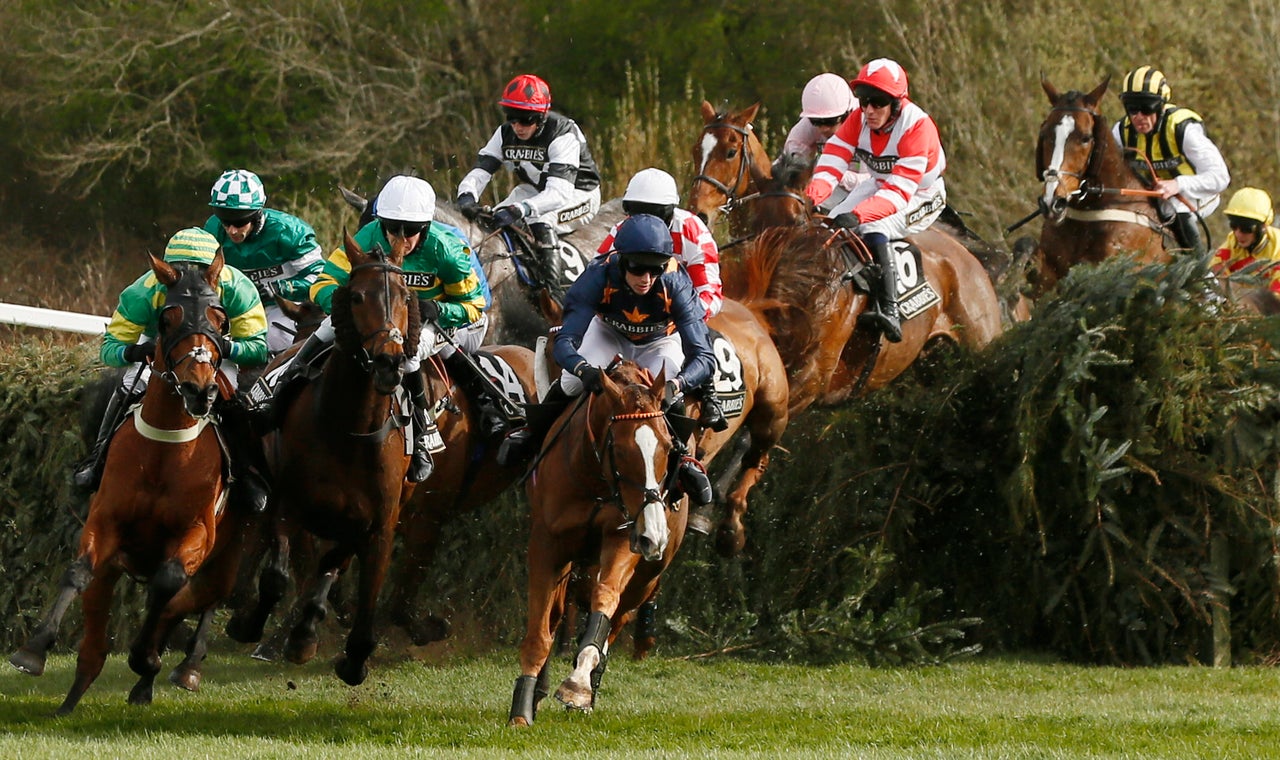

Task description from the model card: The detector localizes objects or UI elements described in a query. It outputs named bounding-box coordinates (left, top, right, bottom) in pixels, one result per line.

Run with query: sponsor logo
left=245, top=265, right=284, bottom=282
left=403, top=272, right=440, bottom=289
left=904, top=194, right=946, bottom=226
left=602, top=316, right=666, bottom=339
left=719, top=391, right=747, bottom=418
left=855, top=148, right=898, bottom=174
left=899, top=282, right=941, bottom=320
left=557, top=203, right=592, bottom=224
left=504, top=146, right=548, bottom=163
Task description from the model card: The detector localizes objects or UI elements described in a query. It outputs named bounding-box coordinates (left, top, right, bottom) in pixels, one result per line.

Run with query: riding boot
left=403, top=369, right=441, bottom=483
left=670, top=438, right=714, bottom=506
left=857, top=237, right=903, bottom=343
left=252, top=331, right=330, bottom=431
left=443, top=352, right=509, bottom=439
left=218, top=399, right=272, bottom=513
left=528, top=222, right=565, bottom=302
left=1172, top=212, right=1206, bottom=257
left=694, top=380, right=729, bottom=432
left=497, top=382, right=571, bottom=467
left=72, top=384, right=136, bottom=492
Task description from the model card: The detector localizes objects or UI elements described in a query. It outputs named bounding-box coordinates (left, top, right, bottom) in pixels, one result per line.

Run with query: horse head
left=1037, top=75, right=1112, bottom=223
left=274, top=295, right=326, bottom=344
left=752, top=152, right=814, bottom=229
left=331, top=229, right=418, bottom=395
left=690, top=100, right=769, bottom=228
left=594, top=362, right=673, bottom=562
left=149, top=249, right=228, bottom=418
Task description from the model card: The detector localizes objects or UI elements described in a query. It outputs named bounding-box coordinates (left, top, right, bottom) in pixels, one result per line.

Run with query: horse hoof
left=407, top=616, right=451, bottom=646
left=334, top=656, right=367, bottom=686
left=10, top=648, right=46, bottom=677
left=250, top=641, right=282, bottom=662
left=554, top=683, right=593, bottom=712
left=168, top=667, right=201, bottom=692
left=127, top=681, right=154, bottom=706
left=225, top=615, right=264, bottom=644
left=507, top=716, right=532, bottom=728
left=686, top=511, right=714, bottom=536
left=284, top=638, right=319, bottom=666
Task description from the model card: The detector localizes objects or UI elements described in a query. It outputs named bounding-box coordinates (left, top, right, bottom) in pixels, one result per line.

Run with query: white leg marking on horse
left=1041, top=114, right=1075, bottom=208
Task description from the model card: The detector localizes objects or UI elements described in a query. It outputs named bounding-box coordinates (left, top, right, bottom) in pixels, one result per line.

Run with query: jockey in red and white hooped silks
left=805, top=58, right=947, bottom=343
left=598, top=168, right=724, bottom=320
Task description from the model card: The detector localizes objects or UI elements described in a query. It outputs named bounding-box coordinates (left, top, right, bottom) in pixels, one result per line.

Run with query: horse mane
left=738, top=225, right=846, bottom=354
left=769, top=152, right=813, bottom=192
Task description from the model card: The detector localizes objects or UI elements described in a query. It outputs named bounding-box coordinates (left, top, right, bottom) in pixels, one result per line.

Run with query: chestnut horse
left=1031, top=76, right=1170, bottom=298
left=229, top=231, right=418, bottom=686
left=688, top=101, right=776, bottom=236
left=735, top=222, right=1003, bottom=415
left=508, top=362, right=689, bottom=726
left=10, top=250, right=246, bottom=715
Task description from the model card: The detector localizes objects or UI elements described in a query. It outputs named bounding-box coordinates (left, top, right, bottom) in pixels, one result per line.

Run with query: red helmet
left=499, top=74, right=552, bottom=113
left=851, top=58, right=909, bottom=99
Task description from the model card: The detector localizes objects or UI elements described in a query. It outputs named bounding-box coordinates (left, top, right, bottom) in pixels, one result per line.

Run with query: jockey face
left=623, top=265, right=662, bottom=295
left=1123, top=98, right=1162, bottom=135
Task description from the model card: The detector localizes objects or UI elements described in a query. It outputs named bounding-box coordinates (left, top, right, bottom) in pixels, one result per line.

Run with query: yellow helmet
left=1121, top=66, right=1171, bottom=109
left=1224, top=187, right=1274, bottom=226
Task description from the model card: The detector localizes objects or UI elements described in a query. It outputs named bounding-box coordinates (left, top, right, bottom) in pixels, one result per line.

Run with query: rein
left=693, top=121, right=756, bottom=215
left=590, top=403, right=669, bottom=528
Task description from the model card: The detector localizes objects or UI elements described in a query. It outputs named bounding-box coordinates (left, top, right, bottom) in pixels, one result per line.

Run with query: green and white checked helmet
left=209, top=169, right=266, bottom=210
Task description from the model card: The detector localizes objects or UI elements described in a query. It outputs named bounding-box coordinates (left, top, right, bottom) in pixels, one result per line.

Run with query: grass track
left=2, top=651, right=1279, bottom=758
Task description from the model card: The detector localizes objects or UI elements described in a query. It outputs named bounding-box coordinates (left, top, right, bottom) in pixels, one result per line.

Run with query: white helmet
left=375, top=175, right=435, bottom=223
left=799, top=73, right=855, bottom=119
left=623, top=168, right=680, bottom=205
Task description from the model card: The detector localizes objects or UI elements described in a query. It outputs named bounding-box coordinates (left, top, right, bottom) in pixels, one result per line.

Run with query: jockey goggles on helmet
left=504, top=107, right=544, bottom=126
left=213, top=207, right=260, bottom=228
left=853, top=85, right=895, bottom=110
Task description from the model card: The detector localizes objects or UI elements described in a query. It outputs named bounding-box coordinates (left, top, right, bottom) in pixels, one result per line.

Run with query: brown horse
left=1031, top=76, right=1170, bottom=298
left=10, top=250, right=246, bottom=715
left=688, top=101, right=775, bottom=236
left=734, top=222, right=1003, bottom=415
left=229, top=231, right=418, bottom=686
left=508, top=361, right=689, bottom=726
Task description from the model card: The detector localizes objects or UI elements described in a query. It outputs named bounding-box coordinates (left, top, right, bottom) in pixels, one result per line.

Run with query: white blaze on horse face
left=633, top=425, right=669, bottom=561
left=1041, top=114, right=1076, bottom=207
left=699, top=133, right=718, bottom=175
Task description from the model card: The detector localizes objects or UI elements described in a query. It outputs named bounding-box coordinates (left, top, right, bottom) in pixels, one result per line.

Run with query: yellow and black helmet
left=1121, top=66, right=1171, bottom=110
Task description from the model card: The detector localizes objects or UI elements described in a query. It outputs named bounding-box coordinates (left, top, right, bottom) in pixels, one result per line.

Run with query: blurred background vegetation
left=3, top=0, right=1280, bottom=667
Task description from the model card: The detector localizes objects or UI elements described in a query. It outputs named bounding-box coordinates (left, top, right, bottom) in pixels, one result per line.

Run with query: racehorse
left=734, top=222, right=1004, bottom=415
left=688, top=101, right=775, bottom=237
left=10, top=249, right=247, bottom=715
left=508, top=361, right=691, bottom=726
left=339, top=183, right=625, bottom=346
left=229, top=231, right=418, bottom=686
left=1030, top=76, right=1170, bottom=298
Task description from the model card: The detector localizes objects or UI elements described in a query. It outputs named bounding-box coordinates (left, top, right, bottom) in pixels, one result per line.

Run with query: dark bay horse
left=233, top=231, right=418, bottom=686
left=509, top=362, right=689, bottom=726
left=1031, top=76, right=1170, bottom=297
left=10, top=250, right=246, bottom=715
left=734, top=222, right=1004, bottom=415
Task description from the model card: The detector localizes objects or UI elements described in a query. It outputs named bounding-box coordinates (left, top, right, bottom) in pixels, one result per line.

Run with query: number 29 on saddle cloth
left=707, top=329, right=747, bottom=419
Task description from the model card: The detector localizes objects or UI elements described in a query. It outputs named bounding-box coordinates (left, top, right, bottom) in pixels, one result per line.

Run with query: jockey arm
left=668, top=270, right=716, bottom=391
left=552, top=263, right=607, bottom=373
left=456, top=129, right=504, bottom=202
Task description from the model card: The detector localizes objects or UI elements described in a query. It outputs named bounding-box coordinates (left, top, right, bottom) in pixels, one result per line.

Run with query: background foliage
left=2, top=1, right=1280, bottom=666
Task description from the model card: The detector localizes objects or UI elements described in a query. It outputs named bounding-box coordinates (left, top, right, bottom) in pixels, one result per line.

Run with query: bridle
left=1039, top=104, right=1106, bottom=204
left=156, top=264, right=228, bottom=399
left=693, top=120, right=757, bottom=216
left=345, top=258, right=409, bottom=372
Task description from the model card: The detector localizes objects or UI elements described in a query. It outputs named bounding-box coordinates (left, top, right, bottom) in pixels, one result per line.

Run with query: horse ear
left=1085, top=75, right=1110, bottom=108
left=1040, top=73, right=1061, bottom=104
left=741, top=102, right=761, bottom=125
left=344, top=226, right=370, bottom=268
left=338, top=184, right=369, bottom=216
left=651, top=366, right=668, bottom=397
left=149, top=249, right=179, bottom=287
left=275, top=295, right=301, bottom=320
left=206, top=246, right=225, bottom=287
left=700, top=100, right=717, bottom=124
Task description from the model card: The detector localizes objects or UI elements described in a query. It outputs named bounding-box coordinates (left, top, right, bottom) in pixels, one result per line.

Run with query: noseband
left=582, top=399, right=671, bottom=527
left=1039, top=105, right=1105, bottom=202
left=346, top=258, right=408, bottom=372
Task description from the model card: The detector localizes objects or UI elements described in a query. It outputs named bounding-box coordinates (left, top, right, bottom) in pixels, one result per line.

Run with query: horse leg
left=127, top=558, right=188, bottom=706
left=510, top=526, right=573, bottom=727
left=169, top=607, right=214, bottom=692
left=56, top=563, right=123, bottom=716
left=284, top=553, right=346, bottom=666
left=335, top=524, right=397, bottom=686
left=168, top=529, right=246, bottom=691
left=717, top=386, right=787, bottom=557
left=632, top=584, right=661, bottom=661
left=689, top=433, right=750, bottom=535
left=555, top=537, right=635, bottom=712
left=10, top=555, right=93, bottom=676
left=227, top=521, right=293, bottom=644
left=387, top=506, right=452, bottom=645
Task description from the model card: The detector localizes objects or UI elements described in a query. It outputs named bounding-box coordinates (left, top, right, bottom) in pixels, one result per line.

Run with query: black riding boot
left=443, top=352, right=510, bottom=439
left=528, top=222, right=565, bottom=301
left=858, top=238, right=903, bottom=343
left=694, top=380, right=728, bottom=432
left=72, top=384, right=137, bottom=492
left=1172, top=212, right=1206, bottom=257
left=496, top=383, right=571, bottom=468
left=218, top=399, right=272, bottom=513
left=670, top=438, right=714, bottom=506
left=403, top=369, right=440, bottom=483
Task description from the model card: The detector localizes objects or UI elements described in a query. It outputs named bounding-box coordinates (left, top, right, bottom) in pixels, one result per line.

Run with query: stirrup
left=408, top=449, right=435, bottom=483
left=496, top=426, right=532, bottom=468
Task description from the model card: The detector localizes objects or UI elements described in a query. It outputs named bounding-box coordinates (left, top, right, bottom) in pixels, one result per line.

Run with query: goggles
left=382, top=220, right=428, bottom=238
left=504, top=108, right=543, bottom=126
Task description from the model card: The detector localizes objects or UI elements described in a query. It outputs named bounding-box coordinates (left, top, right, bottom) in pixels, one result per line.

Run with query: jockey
left=1112, top=65, right=1230, bottom=256
left=203, top=169, right=325, bottom=357
left=497, top=214, right=717, bottom=505
left=783, top=73, right=866, bottom=212
left=280, top=175, right=493, bottom=484
left=73, top=227, right=271, bottom=511
left=455, top=74, right=602, bottom=293
left=1213, top=187, right=1280, bottom=293
left=806, top=58, right=947, bottom=343
left=597, top=167, right=728, bottom=431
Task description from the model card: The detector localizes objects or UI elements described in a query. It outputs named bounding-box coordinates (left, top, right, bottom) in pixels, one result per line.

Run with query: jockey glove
left=419, top=298, right=442, bottom=323
left=493, top=203, right=526, bottom=229
left=122, top=342, right=155, bottom=364
left=831, top=212, right=861, bottom=229
left=457, top=193, right=482, bottom=221
left=575, top=364, right=605, bottom=395
left=255, top=281, right=277, bottom=303
left=662, top=379, right=684, bottom=411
